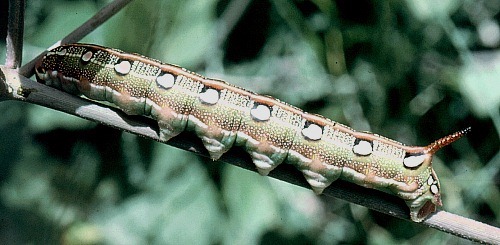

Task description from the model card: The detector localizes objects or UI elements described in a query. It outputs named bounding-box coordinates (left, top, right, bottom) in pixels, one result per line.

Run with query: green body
left=35, top=44, right=469, bottom=222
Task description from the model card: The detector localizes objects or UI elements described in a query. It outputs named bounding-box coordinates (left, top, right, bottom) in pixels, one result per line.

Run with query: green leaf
left=459, top=54, right=500, bottom=118
left=222, top=165, right=280, bottom=244
left=92, top=145, right=222, bottom=244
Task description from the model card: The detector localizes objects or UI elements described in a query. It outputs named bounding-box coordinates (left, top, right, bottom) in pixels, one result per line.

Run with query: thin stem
left=215, top=0, right=253, bottom=48
left=425, top=211, right=500, bottom=244
left=0, top=65, right=498, bottom=244
left=19, top=0, right=134, bottom=77
left=5, top=0, right=25, bottom=69
left=203, top=0, right=252, bottom=72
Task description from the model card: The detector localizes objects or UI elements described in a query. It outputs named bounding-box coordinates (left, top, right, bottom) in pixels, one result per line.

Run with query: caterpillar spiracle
left=34, top=43, right=470, bottom=222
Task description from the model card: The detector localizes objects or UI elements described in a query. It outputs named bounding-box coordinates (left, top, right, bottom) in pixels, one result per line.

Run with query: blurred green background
left=0, top=0, right=499, bottom=244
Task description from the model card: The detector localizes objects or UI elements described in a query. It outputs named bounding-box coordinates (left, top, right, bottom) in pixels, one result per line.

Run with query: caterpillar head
left=407, top=127, right=470, bottom=222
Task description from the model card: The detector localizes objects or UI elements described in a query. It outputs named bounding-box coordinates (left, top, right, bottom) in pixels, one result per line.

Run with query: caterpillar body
left=35, top=43, right=469, bottom=222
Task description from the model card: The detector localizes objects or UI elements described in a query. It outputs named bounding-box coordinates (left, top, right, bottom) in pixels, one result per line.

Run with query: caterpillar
left=34, top=43, right=469, bottom=222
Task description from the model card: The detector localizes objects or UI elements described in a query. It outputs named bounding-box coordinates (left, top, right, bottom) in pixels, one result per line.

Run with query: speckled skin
left=35, top=44, right=469, bottom=222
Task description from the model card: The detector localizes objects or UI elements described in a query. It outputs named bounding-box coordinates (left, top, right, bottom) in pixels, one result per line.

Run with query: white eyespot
left=403, top=154, right=426, bottom=168
left=56, top=49, right=67, bottom=56
left=250, top=104, right=271, bottom=121
left=81, top=51, right=93, bottom=62
left=430, top=184, right=439, bottom=194
left=427, top=176, right=434, bottom=186
left=353, top=140, right=372, bottom=156
left=302, top=123, right=323, bottom=141
left=114, top=60, right=131, bottom=75
left=199, top=88, right=220, bottom=105
left=156, top=73, right=175, bottom=89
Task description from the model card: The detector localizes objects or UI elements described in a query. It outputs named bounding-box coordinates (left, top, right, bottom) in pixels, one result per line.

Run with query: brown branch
left=19, top=0, right=134, bottom=77
left=1, top=66, right=498, bottom=244
left=5, top=0, right=25, bottom=69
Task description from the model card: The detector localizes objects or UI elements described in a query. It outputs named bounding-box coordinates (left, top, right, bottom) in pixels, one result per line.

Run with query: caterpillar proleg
left=35, top=44, right=470, bottom=222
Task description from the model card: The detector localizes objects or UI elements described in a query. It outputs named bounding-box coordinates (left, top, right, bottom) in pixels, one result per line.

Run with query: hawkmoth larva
left=34, top=43, right=470, bottom=222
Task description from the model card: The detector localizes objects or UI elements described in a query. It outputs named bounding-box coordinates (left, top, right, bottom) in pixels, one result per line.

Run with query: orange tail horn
left=425, top=127, right=471, bottom=155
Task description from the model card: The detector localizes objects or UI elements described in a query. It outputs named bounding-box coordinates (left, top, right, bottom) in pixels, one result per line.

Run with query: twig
left=5, top=0, right=25, bottom=69
left=425, top=211, right=500, bottom=244
left=215, top=0, right=253, bottom=48
left=19, top=0, right=134, bottom=77
left=1, top=66, right=498, bottom=244
left=203, top=0, right=252, bottom=71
